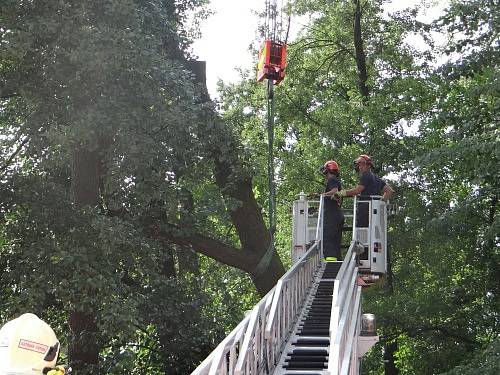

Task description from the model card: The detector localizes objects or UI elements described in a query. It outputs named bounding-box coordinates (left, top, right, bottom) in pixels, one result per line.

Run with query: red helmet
left=354, top=154, right=372, bottom=165
left=321, top=160, right=339, bottom=174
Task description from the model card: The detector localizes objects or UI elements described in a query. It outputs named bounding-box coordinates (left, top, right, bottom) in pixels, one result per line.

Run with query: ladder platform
left=274, top=263, right=335, bottom=374
left=283, top=362, right=327, bottom=370
left=292, top=337, right=330, bottom=344
left=288, top=349, right=328, bottom=355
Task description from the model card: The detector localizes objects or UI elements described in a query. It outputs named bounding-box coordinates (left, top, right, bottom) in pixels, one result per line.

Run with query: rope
left=251, top=232, right=276, bottom=279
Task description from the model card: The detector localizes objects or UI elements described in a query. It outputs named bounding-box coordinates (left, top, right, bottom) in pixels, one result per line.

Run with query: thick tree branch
left=168, top=231, right=251, bottom=271
left=488, top=195, right=497, bottom=226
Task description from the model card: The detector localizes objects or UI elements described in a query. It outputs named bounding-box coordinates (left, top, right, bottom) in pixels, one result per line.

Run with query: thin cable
left=267, top=79, right=276, bottom=234
left=265, top=0, right=270, bottom=40
left=270, top=0, right=278, bottom=42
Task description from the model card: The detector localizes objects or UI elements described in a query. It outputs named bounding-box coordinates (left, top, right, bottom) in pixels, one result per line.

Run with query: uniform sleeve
left=379, top=178, right=387, bottom=189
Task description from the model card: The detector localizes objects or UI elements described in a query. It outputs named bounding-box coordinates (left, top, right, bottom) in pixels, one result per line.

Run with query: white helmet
left=0, top=313, right=60, bottom=375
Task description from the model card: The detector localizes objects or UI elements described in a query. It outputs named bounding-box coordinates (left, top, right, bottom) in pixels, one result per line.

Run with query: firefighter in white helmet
left=0, top=313, right=67, bottom=375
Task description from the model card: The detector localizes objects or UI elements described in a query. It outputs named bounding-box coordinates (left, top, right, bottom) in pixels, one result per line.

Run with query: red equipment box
left=257, top=40, right=287, bottom=85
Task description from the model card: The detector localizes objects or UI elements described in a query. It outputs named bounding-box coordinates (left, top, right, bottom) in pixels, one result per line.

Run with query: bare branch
left=0, top=136, right=29, bottom=174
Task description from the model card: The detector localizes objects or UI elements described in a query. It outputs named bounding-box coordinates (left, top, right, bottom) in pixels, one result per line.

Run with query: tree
left=1, top=0, right=287, bottom=372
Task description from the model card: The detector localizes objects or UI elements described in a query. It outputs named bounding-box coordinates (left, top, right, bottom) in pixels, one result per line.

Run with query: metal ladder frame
left=191, top=195, right=380, bottom=375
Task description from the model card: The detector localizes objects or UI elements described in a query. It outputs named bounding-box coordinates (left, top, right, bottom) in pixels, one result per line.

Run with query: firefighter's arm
left=335, top=185, right=365, bottom=198
left=382, top=184, right=394, bottom=201
left=322, top=187, right=339, bottom=198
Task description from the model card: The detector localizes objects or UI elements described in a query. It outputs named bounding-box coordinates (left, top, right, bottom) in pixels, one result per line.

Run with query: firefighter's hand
left=47, top=366, right=66, bottom=375
left=334, top=190, right=347, bottom=199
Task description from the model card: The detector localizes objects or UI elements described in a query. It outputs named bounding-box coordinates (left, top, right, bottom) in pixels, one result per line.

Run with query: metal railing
left=328, top=239, right=362, bottom=374
left=191, top=196, right=325, bottom=375
left=263, top=240, right=322, bottom=371
left=190, top=315, right=251, bottom=375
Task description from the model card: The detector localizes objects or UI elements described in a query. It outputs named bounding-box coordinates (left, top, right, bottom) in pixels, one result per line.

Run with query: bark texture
left=353, top=0, right=370, bottom=100
left=177, top=59, right=286, bottom=295
left=69, top=147, right=102, bottom=371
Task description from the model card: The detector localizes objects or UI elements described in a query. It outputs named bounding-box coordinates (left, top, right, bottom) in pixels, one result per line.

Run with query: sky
left=191, top=0, right=449, bottom=98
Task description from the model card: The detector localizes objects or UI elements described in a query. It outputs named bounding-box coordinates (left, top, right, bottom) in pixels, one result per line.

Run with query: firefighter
left=320, top=160, right=345, bottom=261
left=334, top=154, right=393, bottom=227
left=0, top=313, right=68, bottom=375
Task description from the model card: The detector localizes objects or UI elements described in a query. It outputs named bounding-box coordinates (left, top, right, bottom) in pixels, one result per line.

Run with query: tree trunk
left=353, top=0, right=370, bottom=100
left=184, top=62, right=286, bottom=295
left=213, top=160, right=285, bottom=295
left=163, top=26, right=286, bottom=295
left=69, top=147, right=102, bottom=371
left=68, top=311, right=99, bottom=370
left=384, top=340, right=399, bottom=375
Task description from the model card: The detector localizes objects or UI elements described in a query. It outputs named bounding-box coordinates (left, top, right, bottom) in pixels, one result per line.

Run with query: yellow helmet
left=0, top=313, right=60, bottom=375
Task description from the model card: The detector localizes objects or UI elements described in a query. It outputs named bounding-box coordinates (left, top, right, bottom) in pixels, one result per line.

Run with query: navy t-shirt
left=324, top=176, right=342, bottom=223
left=359, top=171, right=386, bottom=197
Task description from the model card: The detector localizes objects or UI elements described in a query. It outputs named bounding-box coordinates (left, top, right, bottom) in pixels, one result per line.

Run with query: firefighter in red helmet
left=320, top=160, right=344, bottom=261
left=335, top=154, right=393, bottom=227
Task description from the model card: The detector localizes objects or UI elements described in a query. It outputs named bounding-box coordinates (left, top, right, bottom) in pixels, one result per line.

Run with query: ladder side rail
left=335, top=241, right=356, bottom=291
left=229, top=323, right=248, bottom=375
left=264, top=241, right=321, bottom=371
left=335, top=267, right=358, bottom=372
left=329, top=241, right=356, bottom=347
left=234, top=289, right=275, bottom=375
left=339, top=286, right=362, bottom=375
left=265, top=241, right=320, bottom=335
left=208, top=310, right=254, bottom=375
left=267, top=280, right=284, bottom=368
left=336, top=248, right=358, bottom=314
left=329, top=262, right=359, bottom=373
left=350, top=295, right=363, bottom=375
left=205, top=290, right=273, bottom=375
left=315, top=195, right=324, bottom=253
left=190, top=317, right=248, bottom=375
left=330, top=280, right=340, bottom=340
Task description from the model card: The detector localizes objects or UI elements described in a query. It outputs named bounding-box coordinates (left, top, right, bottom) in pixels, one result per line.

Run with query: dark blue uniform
left=357, top=171, right=386, bottom=227
left=323, top=176, right=344, bottom=259
left=359, top=171, right=386, bottom=197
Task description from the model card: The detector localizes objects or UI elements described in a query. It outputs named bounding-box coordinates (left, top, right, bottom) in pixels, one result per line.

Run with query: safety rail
left=328, top=240, right=362, bottom=373
left=191, top=197, right=325, bottom=375
left=262, top=195, right=324, bottom=372
left=190, top=313, right=253, bottom=375
left=234, top=288, right=275, bottom=374
left=263, top=241, right=322, bottom=370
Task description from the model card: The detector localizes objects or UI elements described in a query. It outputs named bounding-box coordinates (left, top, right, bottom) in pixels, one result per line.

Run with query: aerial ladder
left=191, top=193, right=389, bottom=375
